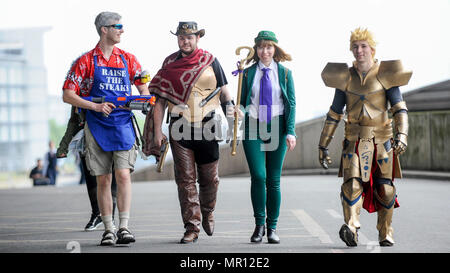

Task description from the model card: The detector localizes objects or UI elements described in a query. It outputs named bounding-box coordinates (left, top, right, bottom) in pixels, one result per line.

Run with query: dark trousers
left=80, top=155, right=117, bottom=216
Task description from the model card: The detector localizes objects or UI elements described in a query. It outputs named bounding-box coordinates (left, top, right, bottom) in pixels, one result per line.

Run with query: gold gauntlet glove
left=318, top=108, right=343, bottom=169
left=319, top=147, right=332, bottom=169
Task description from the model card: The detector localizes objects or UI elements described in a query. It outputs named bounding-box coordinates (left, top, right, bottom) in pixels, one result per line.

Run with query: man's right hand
left=319, top=146, right=332, bottom=169
left=93, top=102, right=116, bottom=116
left=153, top=131, right=167, bottom=162
left=153, top=131, right=166, bottom=150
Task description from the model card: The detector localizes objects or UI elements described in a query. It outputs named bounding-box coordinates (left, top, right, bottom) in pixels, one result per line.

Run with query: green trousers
left=243, top=116, right=287, bottom=229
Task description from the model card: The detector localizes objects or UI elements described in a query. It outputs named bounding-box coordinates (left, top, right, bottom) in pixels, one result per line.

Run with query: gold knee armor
left=374, top=184, right=396, bottom=245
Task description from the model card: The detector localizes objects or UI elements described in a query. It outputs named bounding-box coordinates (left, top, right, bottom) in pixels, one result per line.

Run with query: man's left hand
left=393, top=134, right=407, bottom=155
left=393, top=139, right=407, bottom=155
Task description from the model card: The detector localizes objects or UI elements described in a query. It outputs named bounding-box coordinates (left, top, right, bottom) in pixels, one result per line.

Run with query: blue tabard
left=85, top=54, right=136, bottom=151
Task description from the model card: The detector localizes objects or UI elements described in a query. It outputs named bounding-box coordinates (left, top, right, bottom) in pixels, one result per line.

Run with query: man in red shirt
left=62, top=11, right=149, bottom=246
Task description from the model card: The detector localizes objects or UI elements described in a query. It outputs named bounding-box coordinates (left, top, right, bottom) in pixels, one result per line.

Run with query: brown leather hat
left=170, top=21, right=205, bottom=37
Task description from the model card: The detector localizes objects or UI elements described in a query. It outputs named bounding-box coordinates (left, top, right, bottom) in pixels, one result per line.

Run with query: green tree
left=48, top=119, right=66, bottom=146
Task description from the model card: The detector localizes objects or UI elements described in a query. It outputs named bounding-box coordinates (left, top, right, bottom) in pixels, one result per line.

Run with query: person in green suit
left=239, top=31, right=296, bottom=243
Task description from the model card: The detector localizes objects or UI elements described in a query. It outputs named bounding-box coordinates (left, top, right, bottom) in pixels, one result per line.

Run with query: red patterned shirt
left=63, top=43, right=144, bottom=96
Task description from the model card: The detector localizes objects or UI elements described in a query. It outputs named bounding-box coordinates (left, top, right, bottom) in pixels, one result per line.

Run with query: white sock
left=119, top=211, right=130, bottom=229
left=101, top=215, right=114, bottom=232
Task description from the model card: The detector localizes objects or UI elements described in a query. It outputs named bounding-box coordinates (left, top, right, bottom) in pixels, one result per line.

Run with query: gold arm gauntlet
left=319, top=108, right=343, bottom=148
left=394, top=112, right=408, bottom=145
left=391, top=101, right=409, bottom=144
left=390, top=101, right=408, bottom=115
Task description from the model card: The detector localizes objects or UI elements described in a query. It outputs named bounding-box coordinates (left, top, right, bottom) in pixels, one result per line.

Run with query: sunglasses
left=105, top=24, right=123, bottom=30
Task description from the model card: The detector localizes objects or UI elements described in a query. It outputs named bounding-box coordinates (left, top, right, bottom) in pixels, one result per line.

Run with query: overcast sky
left=1, top=0, right=449, bottom=122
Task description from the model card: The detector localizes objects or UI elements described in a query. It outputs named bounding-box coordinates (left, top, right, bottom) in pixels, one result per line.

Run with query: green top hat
left=254, top=30, right=278, bottom=43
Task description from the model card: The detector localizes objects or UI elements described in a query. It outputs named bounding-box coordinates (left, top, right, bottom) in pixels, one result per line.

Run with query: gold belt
left=344, top=123, right=393, bottom=142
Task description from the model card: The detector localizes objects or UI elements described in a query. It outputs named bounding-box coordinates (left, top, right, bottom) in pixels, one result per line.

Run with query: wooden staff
left=232, top=46, right=254, bottom=156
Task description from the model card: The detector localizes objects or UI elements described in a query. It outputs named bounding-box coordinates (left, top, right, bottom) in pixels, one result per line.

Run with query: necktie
left=259, top=67, right=272, bottom=122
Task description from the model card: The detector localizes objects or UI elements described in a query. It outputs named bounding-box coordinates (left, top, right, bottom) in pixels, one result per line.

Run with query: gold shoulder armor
left=377, top=60, right=412, bottom=89
left=321, top=63, right=350, bottom=91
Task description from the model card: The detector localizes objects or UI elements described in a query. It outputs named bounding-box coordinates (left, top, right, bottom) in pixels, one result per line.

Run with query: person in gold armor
left=318, top=27, right=412, bottom=247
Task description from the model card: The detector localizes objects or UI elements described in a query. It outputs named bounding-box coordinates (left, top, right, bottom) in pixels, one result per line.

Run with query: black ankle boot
left=250, top=225, right=265, bottom=243
left=267, top=228, right=280, bottom=244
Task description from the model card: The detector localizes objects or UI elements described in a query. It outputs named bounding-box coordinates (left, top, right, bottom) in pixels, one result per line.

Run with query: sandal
left=116, top=228, right=135, bottom=244
left=100, top=230, right=116, bottom=246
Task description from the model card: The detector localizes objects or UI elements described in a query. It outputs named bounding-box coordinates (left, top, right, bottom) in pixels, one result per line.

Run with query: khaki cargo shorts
left=84, top=123, right=137, bottom=176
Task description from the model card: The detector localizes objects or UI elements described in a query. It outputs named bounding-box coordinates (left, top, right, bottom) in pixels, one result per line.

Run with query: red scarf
left=149, top=48, right=215, bottom=105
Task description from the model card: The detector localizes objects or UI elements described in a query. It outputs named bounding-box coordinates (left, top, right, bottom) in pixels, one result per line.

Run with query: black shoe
left=267, top=228, right=280, bottom=244
left=85, top=214, right=102, bottom=231
left=116, top=227, right=136, bottom=244
left=100, top=230, right=116, bottom=246
left=250, top=225, right=265, bottom=243
left=339, top=224, right=358, bottom=247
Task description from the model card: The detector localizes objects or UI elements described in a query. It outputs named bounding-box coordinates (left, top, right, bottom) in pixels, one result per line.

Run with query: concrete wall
left=400, top=111, right=450, bottom=171
left=132, top=110, right=450, bottom=182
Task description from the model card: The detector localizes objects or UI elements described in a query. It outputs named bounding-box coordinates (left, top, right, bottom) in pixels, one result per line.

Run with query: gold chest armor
left=345, top=62, right=389, bottom=127
left=168, top=66, right=219, bottom=123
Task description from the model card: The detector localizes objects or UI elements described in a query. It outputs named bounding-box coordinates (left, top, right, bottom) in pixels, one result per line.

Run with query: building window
left=16, top=125, right=25, bottom=141
left=0, top=88, right=7, bottom=103
left=10, top=88, right=24, bottom=104
left=11, top=107, right=24, bottom=122
left=0, top=125, right=8, bottom=142
left=10, top=124, right=25, bottom=141
left=0, top=67, right=7, bottom=84
left=9, top=67, right=23, bottom=85
left=0, top=106, right=8, bottom=122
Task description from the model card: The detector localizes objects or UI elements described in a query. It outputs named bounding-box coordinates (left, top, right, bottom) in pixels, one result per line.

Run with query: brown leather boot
left=197, top=160, right=219, bottom=236
left=180, top=229, right=199, bottom=244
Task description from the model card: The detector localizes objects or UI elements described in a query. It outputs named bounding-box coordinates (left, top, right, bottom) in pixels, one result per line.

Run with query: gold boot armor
left=339, top=178, right=363, bottom=246
left=374, top=183, right=396, bottom=246
left=320, top=60, right=411, bottom=246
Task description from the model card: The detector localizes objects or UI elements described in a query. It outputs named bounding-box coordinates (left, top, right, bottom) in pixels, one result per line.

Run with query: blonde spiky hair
left=350, top=27, right=377, bottom=56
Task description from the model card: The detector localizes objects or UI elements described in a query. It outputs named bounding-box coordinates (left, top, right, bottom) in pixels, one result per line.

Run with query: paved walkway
left=1, top=174, right=449, bottom=254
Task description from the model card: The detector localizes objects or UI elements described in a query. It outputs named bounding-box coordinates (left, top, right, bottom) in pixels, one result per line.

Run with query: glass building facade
left=0, top=27, right=51, bottom=172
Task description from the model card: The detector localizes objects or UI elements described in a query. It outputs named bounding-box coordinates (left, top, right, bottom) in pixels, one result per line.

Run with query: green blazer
left=240, top=62, right=296, bottom=137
